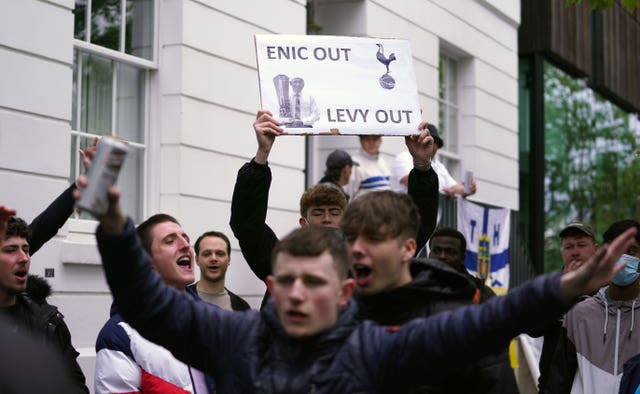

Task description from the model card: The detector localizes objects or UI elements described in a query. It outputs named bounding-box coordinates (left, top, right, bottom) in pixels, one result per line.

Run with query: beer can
left=77, top=137, right=129, bottom=216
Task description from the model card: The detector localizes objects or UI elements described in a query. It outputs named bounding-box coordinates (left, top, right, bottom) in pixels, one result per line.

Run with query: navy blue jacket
left=98, top=219, right=572, bottom=394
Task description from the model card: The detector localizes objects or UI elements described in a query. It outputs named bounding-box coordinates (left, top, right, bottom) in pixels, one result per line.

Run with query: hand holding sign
left=253, top=110, right=284, bottom=165
left=404, top=121, right=435, bottom=171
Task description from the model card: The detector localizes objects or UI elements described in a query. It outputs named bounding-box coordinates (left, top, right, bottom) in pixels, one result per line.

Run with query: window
left=72, top=0, right=156, bottom=222
left=437, top=54, right=461, bottom=179
left=542, top=61, right=640, bottom=271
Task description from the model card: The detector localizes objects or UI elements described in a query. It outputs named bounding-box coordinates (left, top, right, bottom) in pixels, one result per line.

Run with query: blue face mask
left=612, top=254, right=640, bottom=287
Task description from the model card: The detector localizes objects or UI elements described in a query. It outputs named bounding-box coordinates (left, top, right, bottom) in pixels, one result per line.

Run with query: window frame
left=70, top=0, right=158, bottom=226
left=437, top=52, right=462, bottom=180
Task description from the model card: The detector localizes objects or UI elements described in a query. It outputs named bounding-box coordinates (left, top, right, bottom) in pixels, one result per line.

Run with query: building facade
left=0, top=0, right=520, bottom=389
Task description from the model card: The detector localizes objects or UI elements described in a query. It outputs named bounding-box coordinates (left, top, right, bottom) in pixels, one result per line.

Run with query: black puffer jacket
left=357, top=259, right=519, bottom=394
left=5, top=275, right=89, bottom=393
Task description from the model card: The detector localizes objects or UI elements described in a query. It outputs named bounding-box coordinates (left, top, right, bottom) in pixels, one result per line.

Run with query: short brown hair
left=136, top=214, right=180, bottom=255
left=272, top=226, right=350, bottom=279
left=340, top=191, right=420, bottom=242
left=299, top=184, right=347, bottom=217
left=194, top=231, right=231, bottom=256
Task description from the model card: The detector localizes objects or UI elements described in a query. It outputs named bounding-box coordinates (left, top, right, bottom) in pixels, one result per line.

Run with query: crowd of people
left=1, top=109, right=640, bottom=393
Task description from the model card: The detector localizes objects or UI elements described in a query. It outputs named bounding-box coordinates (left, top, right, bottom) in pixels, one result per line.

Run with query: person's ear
left=266, top=275, right=274, bottom=296
left=401, top=237, right=417, bottom=261
left=299, top=217, right=308, bottom=227
left=338, top=278, right=356, bottom=307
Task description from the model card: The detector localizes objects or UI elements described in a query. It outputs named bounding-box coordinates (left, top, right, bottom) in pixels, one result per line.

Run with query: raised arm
left=405, top=122, right=438, bottom=252
left=29, top=138, right=97, bottom=255
left=82, top=183, right=258, bottom=378
left=230, top=110, right=284, bottom=281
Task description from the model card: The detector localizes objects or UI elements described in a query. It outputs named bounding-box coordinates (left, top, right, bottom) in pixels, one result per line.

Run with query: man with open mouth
left=93, top=213, right=214, bottom=393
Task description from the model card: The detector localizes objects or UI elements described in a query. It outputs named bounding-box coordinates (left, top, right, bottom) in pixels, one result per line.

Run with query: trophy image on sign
left=273, top=74, right=292, bottom=120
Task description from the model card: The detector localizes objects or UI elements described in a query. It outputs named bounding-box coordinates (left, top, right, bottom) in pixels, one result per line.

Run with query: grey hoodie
left=565, top=287, right=640, bottom=394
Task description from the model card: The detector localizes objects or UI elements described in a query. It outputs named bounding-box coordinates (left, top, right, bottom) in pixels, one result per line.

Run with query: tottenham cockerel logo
left=376, top=43, right=397, bottom=89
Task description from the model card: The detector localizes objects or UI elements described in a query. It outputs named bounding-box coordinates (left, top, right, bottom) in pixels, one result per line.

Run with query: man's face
left=290, top=79, right=304, bottom=94
left=149, top=221, right=195, bottom=289
left=267, top=251, right=352, bottom=338
left=561, top=235, right=597, bottom=272
left=359, top=136, right=382, bottom=155
left=0, top=236, right=30, bottom=305
left=302, top=205, right=343, bottom=228
left=196, top=236, right=230, bottom=285
left=348, top=234, right=414, bottom=295
left=429, top=236, right=464, bottom=270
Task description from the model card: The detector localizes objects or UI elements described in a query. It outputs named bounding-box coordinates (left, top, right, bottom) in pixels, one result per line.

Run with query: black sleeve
left=29, top=183, right=77, bottom=255
left=229, top=160, right=279, bottom=281
left=407, top=167, right=439, bottom=255
left=52, top=313, right=89, bottom=394
left=538, top=326, right=577, bottom=394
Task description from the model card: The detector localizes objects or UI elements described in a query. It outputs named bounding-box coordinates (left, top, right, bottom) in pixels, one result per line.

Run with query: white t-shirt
left=389, top=151, right=458, bottom=194
left=347, top=149, right=391, bottom=199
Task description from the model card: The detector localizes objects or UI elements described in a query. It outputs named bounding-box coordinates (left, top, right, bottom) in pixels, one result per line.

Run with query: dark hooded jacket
left=357, top=259, right=518, bottom=393
left=355, top=258, right=477, bottom=325
left=0, top=275, right=89, bottom=393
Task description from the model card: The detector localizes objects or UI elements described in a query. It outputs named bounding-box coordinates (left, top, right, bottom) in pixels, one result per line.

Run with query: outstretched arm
left=77, top=182, right=256, bottom=377
left=379, top=227, right=636, bottom=388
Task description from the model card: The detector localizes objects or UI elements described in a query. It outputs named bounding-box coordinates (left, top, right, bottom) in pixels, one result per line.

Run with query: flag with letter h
left=457, top=197, right=510, bottom=294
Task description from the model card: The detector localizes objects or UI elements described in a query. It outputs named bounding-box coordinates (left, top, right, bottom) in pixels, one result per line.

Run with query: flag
left=457, top=197, right=510, bottom=293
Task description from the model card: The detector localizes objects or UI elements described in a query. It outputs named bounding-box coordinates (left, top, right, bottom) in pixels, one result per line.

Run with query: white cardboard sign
left=255, top=34, right=421, bottom=135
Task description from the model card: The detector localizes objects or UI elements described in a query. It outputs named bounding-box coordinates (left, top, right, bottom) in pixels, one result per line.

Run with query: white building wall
left=0, top=0, right=518, bottom=390
left=156, top=0, right=307, bottom=309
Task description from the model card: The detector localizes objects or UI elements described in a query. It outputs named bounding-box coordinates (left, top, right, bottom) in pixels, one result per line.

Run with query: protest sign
left=255, top=34, right=421, bottom=135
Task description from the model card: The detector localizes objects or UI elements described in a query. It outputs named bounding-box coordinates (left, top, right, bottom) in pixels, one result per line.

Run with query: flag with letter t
left=457, top=197, right=510, bottom=294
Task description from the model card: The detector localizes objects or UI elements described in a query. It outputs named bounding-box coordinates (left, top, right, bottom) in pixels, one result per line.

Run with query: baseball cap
left=326, top=149, right=358, bottom=169
left=427, top=124, right=443, bottom=148
left=559, top=222, right=596, bottom=240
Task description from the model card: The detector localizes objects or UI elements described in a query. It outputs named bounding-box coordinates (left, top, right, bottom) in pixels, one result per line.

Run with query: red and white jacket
left=94, top=313, right=211, bottom=393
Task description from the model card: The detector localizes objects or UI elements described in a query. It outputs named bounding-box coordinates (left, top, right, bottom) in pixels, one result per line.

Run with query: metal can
left=463, top=170, right=474, bottom=195
left=77, top=137, right=129, bottom=216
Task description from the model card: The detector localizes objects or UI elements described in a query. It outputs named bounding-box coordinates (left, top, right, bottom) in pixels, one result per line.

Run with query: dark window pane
left=91, top=0, right=122, bottom=51
left=74, top=0, right=87, bottom=40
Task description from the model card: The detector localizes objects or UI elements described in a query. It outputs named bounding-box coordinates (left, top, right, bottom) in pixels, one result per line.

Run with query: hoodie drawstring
left=630, top=299, right=636, bottom=340
left=603, top=299, right=609, bottom=344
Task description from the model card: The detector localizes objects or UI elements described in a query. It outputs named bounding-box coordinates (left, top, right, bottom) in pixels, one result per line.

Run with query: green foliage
left=567, top=0, right=640, bottom=11
left=543, top=63, right=640, bottom=272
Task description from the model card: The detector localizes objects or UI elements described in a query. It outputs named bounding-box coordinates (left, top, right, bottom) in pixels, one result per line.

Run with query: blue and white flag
left=457, top=197, right=510, bottom=294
